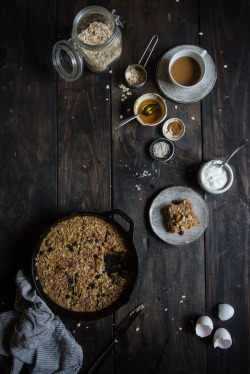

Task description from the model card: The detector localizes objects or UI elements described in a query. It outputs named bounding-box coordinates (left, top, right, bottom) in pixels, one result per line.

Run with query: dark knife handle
left=88, top=339, right=118, bottom=374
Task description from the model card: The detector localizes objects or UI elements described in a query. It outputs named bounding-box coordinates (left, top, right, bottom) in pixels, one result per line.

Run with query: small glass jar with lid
left=52, top=6, right=123, bottom=81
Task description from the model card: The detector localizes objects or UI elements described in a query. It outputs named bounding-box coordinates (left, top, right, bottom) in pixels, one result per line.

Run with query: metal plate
left=156, top=45, right=217, bottom=103
left=149, top=186, right=209, bottom=246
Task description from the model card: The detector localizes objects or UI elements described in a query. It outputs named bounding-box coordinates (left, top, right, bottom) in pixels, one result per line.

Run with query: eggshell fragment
left=195, top=316, right=213, bottom=338
left=218, top=303, right=234, bottom=321
left=213, top=328, right=232, bottom=349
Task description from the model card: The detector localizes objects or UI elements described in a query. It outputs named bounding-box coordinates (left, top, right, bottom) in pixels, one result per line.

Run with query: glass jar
left=52, top=6, right=122, bottom=81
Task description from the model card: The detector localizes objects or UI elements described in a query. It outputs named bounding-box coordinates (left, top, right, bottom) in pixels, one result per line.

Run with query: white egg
left=213, top=328, right=232, bottom=349
left=195, top=316, right=213, bottom=338
left=218, top=303, right=234, bottom=321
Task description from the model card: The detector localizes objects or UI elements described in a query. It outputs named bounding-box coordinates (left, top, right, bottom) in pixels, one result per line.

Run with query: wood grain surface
left=0, top=0, right=249, bottom=373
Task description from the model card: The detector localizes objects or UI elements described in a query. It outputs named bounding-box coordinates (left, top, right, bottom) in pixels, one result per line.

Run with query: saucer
left=156, top=45, right=217, bottom=104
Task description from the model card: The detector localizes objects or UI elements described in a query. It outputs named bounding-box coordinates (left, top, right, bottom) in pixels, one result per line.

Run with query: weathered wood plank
left=0, top=0, right=57, bottom=310
left=111, top=0, right=206, bottom=373
left=200, top=0, right=250, bottom=373
left=56, top=1, right=114, bottom=373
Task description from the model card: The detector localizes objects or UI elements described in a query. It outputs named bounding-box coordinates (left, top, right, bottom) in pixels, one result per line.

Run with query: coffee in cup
left=169, top=49, right=207, bottom=88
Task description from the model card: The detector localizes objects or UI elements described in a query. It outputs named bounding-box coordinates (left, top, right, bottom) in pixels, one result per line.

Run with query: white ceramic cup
left=168, top=49, right=207, bottom=88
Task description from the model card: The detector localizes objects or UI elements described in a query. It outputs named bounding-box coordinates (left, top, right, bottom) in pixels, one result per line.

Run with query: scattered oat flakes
left=106, top=85, right=110, bottom=89
left=138, top=170, right=151, bottom=178
left=77, top=323, right=81, bottom=327
left=199, top=32, right=204, bottom=35
left=180, top=300, right=184, bottom=303
left=106, top=98, right=109, bottom=101
left=174, top=105, right=178, bottom=109
left=109, top=70, right=112, bottom=74
left=181, top=295, right=186, bottom=298
left=179, top=327, right=182, bottom=330
left=136, top=327, right=140, bottom=332
left=135, top=184, right=141, bottom=191
left=120, top=115, right=123, bottom=119
left=127, top=108, right=131, bottom=112
left=164, top=308, right=168, bottom=311
left=191, top=116, right=195, bottom=120
left=224, top=65, right=228, bottom=68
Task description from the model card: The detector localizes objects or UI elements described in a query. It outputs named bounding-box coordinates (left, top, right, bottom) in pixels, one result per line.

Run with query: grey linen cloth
left=0, top=270, right=83, bottom=374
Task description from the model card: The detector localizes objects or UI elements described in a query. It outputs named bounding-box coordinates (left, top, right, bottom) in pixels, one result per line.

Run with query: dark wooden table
left=0, top=0, right=249, bottom=373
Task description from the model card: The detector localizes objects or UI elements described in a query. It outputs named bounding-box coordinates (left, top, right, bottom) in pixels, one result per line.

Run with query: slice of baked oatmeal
left=164, top=198, right=200, bottom=234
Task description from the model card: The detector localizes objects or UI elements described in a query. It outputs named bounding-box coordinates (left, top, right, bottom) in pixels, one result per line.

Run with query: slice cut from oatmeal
left=164, top=198, right=200, bottom=234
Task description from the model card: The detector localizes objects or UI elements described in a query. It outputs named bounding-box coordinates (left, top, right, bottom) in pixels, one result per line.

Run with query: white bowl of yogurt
left=198, top=160, right=234, bottom=194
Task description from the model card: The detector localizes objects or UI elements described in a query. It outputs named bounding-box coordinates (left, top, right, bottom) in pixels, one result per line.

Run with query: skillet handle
left=101, top=209, right=134, bottom=238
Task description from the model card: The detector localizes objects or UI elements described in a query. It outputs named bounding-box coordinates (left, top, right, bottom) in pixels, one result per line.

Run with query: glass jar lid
left=52, top=39, right=84, bottom=82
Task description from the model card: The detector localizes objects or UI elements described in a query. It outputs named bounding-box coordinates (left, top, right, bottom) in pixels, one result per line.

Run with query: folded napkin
left=0, top=270, right=83, bottom=374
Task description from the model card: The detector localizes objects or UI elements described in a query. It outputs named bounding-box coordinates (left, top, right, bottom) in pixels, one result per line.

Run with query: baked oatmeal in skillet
left=35, top=215, right=133, bottom=312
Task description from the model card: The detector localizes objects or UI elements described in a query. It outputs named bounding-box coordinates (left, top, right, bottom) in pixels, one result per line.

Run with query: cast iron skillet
left=32, top=209, right=138, bottom=320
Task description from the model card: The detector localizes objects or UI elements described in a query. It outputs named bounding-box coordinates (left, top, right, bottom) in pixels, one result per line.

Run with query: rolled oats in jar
left=52, top=6, right=123, bottom=81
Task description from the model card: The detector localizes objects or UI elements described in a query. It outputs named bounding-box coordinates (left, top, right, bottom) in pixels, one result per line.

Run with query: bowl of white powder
left=149, top=138, right=174, bottom=162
